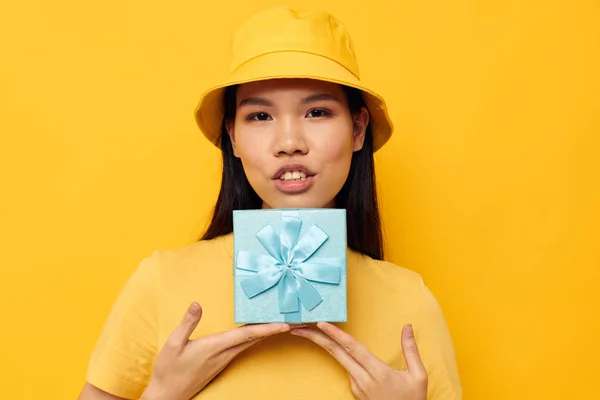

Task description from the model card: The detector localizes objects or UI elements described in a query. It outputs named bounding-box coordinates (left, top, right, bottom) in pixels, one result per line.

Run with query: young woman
left=79, top=7, right=462, bottom=400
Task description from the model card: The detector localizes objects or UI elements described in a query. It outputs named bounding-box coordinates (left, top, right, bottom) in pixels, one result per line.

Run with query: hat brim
left=194, top=51, right=393, bottom=152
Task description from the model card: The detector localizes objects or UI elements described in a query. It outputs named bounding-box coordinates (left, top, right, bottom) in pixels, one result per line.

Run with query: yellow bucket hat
left=193, top=7, right=394, bottom=152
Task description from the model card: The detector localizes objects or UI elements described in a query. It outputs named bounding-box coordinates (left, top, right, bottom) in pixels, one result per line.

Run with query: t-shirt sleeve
left=414, top=278, right=463, bottom=400
left=85, top=251, right=160, bottom=399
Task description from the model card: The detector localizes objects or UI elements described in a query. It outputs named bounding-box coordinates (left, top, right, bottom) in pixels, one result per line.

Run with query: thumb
left=401, top=324, right=427, bottom=377
left=169, top=302, right=203, bottom=348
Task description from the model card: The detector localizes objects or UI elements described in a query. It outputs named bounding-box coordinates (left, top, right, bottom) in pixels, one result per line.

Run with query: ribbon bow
left=235, top=216, right=343, bottom=315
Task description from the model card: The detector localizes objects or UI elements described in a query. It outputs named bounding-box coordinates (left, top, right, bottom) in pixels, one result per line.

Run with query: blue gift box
left=233, top=208, right=347, bottom=324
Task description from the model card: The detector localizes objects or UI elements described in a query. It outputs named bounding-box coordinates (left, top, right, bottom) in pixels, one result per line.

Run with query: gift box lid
left=232, top=208, right=347, bottom=275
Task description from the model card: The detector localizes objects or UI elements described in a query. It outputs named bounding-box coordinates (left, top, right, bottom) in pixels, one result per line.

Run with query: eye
left=246, top=112, right=272, bottom=121
left=306, top=108, right=332, bottom=118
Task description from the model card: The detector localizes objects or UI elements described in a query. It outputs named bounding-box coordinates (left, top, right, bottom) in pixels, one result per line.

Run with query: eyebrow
left=237, top=93, right=342, bottom=108
left=238, top=97, right=273, bottom=107
left=301, top=93, right=341, bottom=104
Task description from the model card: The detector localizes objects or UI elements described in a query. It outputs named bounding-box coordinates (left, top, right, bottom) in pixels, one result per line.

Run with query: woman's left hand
left=290, top=322, right=428, bottom=400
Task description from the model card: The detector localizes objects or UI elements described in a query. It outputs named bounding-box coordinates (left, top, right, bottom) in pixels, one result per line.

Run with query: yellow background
left=1, top=0, right=598, bottom=398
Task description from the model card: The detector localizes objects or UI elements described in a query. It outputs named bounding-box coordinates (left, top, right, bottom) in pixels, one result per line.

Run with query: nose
left=272, top=116, right=308, bottom=156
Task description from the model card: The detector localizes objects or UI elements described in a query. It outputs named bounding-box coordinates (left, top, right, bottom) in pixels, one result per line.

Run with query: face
left=226, top=79, right=369, bottom=209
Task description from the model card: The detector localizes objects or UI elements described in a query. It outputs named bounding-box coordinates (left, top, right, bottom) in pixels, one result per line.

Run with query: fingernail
left=189, top=302, right=201, bottom=315
left=405, top=324, right=414, bottom=337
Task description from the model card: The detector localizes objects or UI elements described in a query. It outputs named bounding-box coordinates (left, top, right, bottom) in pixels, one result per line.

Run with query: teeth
left=279, top=170, right=308, bottom=181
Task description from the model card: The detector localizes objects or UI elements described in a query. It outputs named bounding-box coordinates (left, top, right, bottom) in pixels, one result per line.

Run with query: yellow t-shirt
left=86, top=233, right=462, bottom=399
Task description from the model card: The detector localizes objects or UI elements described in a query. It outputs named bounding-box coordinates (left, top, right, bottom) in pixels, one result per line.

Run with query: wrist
left=141, top=380, right=178, bottom=400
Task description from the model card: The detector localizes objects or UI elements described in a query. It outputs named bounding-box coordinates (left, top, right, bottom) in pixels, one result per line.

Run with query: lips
left=272, top=163, right=316, bottom=194
left=272, top=163, right=316, bottom=180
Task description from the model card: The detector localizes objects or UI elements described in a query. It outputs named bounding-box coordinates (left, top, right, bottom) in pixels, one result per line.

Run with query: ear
left=225, top=119, right=240, bottom=158
left=352, top=106, right=369, bottom=152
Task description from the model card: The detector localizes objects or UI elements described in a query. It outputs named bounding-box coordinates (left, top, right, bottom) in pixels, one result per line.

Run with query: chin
left=263, top=196, right=336, bottom=209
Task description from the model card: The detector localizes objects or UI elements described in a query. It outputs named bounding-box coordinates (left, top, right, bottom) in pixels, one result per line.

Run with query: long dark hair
left=200, top=84, right=384, bottom=260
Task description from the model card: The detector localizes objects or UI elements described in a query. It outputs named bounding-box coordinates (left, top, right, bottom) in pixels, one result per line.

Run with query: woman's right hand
left=140, top=302, right=291, bottom=400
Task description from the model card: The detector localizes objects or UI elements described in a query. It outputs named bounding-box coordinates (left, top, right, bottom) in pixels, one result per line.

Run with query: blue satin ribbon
left=235, top=216, right=343, bottom=316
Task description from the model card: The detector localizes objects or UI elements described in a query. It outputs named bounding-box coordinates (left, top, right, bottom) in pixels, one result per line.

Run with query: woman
left=79, top=7, right=462, bottom=400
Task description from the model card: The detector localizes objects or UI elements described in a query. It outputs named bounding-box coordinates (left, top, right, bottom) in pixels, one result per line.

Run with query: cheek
left=321, top=145, right=353, bottom=182
left=315, top=125, right=355, bottom=168
left=235, top=131, right=270, bottom=178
